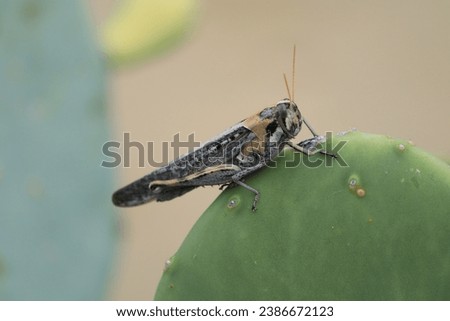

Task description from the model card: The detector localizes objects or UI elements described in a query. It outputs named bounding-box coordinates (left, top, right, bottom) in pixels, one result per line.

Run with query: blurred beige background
left=89, top=0, right=450, bottom=300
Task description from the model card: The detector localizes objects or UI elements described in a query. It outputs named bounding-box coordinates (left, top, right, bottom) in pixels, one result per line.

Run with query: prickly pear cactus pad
left=102, top=0, right=198, bottom=66
left=155, top=131, right=450, bottom=300
left=0, top=1, right=116, bottom=299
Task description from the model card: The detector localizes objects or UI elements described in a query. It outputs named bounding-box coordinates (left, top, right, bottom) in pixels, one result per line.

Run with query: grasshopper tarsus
left=251, top=194, right=259, bottom=212
left=232, top=178, right=261, bottom=211
left=319, top=150, right=337, bottom=159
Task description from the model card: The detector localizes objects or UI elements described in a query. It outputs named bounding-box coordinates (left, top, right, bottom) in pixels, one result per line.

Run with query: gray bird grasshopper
left=112, top=49, right=334, bottom=211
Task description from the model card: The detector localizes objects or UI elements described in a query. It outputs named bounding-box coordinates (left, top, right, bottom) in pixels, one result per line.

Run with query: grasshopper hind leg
left=231, top=163, right=265, bottom=211
left=232, top=179, right=260, bottom=212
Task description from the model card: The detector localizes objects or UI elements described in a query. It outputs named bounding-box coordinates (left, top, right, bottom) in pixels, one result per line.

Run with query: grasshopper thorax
left=275, top=98, right=302, bottom=139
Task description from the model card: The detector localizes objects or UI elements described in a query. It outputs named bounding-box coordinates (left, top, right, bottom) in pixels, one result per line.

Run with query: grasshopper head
left=276, top=98, right=302, bottom=138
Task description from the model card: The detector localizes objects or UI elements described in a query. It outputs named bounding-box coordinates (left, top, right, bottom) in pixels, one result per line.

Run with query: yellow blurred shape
left=102, top=0, right=197, bottom=65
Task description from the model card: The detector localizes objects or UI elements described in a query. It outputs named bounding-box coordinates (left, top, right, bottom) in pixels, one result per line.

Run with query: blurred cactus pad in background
left=0, top=0, right=197, bottom=300
left=155, top=132, right=450, bottom=300
left=102, top=0, right=198, bottom=66
left=0, top=0, right=116, bottom=299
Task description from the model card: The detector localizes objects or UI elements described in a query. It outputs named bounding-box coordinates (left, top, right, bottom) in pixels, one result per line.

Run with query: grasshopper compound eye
left=276, top=99, right=302, bottom=139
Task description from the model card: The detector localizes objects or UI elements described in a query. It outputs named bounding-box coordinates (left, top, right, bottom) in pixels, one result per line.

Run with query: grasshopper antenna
left=283, top=45, right=296, bottom=104
left=283, top=73, right=292, bottom=102
left=292, top=44, right=296, bottom=103
left=289, top=45, right=318, bottom=136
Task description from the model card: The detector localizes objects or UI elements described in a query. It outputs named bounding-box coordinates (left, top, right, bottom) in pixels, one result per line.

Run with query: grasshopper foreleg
left=286, top=140, right=336, bottom=158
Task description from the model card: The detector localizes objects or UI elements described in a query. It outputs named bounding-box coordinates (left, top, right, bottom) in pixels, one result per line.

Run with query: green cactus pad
left=0, top=0, right=116, bottom=299
left=154, top=131, right=450, bottom=300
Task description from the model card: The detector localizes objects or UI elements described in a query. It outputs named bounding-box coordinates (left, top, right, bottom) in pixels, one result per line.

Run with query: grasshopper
left=112, top=48, right=333, bottom=211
